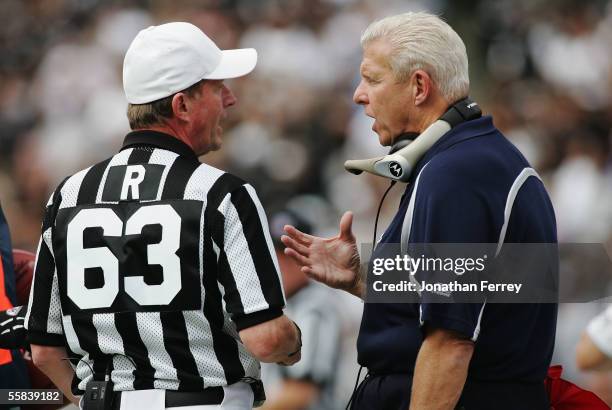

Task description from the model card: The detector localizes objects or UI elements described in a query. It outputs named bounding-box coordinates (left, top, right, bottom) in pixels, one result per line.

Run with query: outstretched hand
left=281, top=211, right=363, bottom=297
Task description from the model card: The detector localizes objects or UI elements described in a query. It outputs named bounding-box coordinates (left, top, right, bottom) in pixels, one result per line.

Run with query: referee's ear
left=171, top=92, right=190, bottom=122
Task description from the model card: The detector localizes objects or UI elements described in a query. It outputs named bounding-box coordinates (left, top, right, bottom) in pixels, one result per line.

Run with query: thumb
left=339, top=211, right=355, bottom=241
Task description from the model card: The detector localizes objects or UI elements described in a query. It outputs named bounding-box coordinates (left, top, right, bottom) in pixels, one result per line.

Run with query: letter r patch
left=102, top=164, right=165, bottom=202
left=121, top=165, right=146, bottom=200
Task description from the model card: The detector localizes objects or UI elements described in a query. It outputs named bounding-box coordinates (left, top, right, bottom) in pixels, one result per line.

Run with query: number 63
left=66, top=204, right=182, bottom=309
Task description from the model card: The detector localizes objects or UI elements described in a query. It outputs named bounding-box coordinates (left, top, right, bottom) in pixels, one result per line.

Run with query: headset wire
left=345, top=179, right=397, bottom=410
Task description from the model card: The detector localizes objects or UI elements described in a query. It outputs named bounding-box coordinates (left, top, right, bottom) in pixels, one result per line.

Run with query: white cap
left=123, top=22, right=257, bottom=104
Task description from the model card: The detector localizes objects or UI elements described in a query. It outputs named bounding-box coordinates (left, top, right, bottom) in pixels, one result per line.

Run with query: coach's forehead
left=360, top=40, right=393, bottom=74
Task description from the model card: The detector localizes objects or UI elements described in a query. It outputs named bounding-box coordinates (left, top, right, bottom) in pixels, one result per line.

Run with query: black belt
left=112, top=388, right=224, bottom=409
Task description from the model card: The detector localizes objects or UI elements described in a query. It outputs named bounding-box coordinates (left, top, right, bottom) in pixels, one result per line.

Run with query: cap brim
left=204, top=48, right=257, bottom=80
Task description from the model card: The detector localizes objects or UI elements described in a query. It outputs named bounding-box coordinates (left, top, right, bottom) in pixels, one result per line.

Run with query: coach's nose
left=353, top=80, right=369, bottom=106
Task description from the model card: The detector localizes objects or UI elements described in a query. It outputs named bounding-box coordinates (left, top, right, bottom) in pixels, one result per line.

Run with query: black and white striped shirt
left=25, top=130, right=286, bottom=393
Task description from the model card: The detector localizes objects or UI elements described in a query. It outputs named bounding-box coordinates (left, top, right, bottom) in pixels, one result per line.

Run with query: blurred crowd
left=1, top=0, right=611, bottom=406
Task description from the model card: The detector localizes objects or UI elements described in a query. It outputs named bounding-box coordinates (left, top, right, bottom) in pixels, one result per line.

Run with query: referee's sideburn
left=25, top=22, right=301, bottom=410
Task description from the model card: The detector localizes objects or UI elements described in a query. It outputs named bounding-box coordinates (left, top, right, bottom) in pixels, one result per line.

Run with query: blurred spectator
left=261, top=210, right=344, bottom=409
left=577, top=305, right=612, bottom=371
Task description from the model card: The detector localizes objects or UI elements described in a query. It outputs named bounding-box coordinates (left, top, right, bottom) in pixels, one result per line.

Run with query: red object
left=546, top=365, right=610, bottom=409
left=0, top=251, right=15, bottom=365
left=13, top=249, right=35, bottom=303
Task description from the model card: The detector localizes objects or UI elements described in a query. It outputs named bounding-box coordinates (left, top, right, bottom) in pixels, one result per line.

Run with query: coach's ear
left=411, top=70, right=434, bottom=107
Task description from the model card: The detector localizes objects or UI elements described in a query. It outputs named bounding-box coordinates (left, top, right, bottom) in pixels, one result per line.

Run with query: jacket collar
left=422, top=115, right=496, bottom=163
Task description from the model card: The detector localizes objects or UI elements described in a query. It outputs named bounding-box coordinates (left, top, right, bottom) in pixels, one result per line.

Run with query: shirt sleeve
left=586, top=305, right=612, bottom=358
left=214, top=184, right=285, bottom=331
left=25, top=192, right=65, bottom=346
left=410, top=166, right=493, bottom=340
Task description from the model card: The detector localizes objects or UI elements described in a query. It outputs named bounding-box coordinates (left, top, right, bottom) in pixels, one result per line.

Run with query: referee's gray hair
left=361, top=12, right=469, bottom=103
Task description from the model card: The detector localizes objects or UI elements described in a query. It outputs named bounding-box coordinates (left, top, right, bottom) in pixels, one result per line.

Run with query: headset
left=344, top=98, right=482, bottom=182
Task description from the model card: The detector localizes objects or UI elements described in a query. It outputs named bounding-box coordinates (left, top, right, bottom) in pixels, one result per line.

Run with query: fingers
left=280, top=235, right=310, bottom=256
left=283, top=225, right=313, bottom=245
left=284, top=247, right=311, bottom=267
left=278, top=352, right=300, bottom=366
left=339, top=211, right=355, bottom=241
left=283, top=351, right=301, bottom=366
left=282, top=229, right=317, bottom=276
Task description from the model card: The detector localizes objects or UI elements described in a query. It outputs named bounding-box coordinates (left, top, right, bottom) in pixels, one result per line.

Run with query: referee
left=25, top=22, right=301, bottom=409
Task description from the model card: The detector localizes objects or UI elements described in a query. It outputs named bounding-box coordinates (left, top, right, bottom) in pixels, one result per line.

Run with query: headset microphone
left=344, top=98, right=482, bottom=182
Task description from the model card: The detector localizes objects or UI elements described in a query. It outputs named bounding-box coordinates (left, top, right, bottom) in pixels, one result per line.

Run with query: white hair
left=361, top=12, right=469, bottom=103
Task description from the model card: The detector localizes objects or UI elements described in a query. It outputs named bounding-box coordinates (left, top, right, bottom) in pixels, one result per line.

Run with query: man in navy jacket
left=282, top=11, right=557, bottom=410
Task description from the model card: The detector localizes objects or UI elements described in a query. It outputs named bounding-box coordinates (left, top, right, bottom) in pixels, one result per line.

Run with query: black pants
left=350, top=373, right=550, bottom=410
